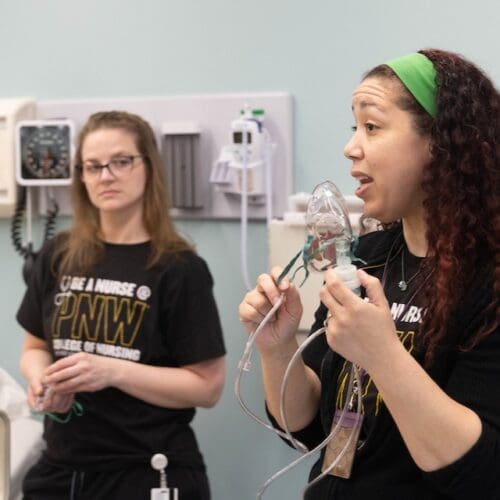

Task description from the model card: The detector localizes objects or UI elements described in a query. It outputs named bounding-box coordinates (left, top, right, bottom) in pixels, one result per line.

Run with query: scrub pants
left=22, top=459, right=210, bottom=500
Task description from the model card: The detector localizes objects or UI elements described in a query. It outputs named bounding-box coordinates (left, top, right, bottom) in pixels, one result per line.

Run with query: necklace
left=398, top=247, right=422, bottom=291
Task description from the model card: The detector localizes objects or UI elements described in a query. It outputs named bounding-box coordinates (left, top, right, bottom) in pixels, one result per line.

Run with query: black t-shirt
left=309, top=243, right=432, bottom=498
left=269, top=227, right=500, bottom=499
left=17, top=239, right=226, bottom=471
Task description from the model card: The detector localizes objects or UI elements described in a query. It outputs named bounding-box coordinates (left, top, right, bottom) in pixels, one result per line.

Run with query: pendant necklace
left=398, top=247, right=422, bottom=291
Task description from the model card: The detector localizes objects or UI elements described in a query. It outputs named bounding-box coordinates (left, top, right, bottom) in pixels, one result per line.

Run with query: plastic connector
left=333, top=239, right=361, bottom=295
left=333, top=263, right=361, bottom=295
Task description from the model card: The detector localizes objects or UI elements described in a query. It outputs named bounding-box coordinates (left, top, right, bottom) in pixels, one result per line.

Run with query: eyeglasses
left=77, top=155, right=143, bottom=182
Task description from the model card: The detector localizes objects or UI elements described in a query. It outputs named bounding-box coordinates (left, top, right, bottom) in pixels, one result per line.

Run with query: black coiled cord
left=44, top=193, right=59, bottom=241
left=10, top=186, right=59, bottom=284
left=11, top=185, right=29, bottom=258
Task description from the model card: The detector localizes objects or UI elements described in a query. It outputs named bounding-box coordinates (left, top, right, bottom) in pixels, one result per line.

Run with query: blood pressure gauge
left=16, top=119, right=74, bottom=186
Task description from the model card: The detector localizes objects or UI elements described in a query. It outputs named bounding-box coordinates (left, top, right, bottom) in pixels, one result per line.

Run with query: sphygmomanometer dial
left=16, top=120, right=74, bottom=186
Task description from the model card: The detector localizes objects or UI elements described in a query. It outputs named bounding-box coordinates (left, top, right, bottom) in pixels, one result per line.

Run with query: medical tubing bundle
left=236, top=263, right=364, bottom=499
left=236, top=180, right=364, bottom=497
left=235, top=231, right=333, bottom=451
left=234, top=293, right=308, bottom=452
left=277, top=242, right=360, bottom=454
left=256, top=361, right=362, bottom=500
left=263, top=260, right=361, bottom=497
left=301, top=364, right=362, bottom=498
left=279, top=326, right=329, bottom=451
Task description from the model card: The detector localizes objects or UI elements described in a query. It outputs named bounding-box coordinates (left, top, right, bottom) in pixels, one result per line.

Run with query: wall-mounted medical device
left=10, top=118, right=74, bottom=283
left=211, top=106, right=277, bottom=289
left=0, top=94, right=291, bottom=293
left=15, top=120, right=73, bottom=186
left=210, top=107, right=270, bottom=205
left=32, top=93, right=292, bottom=219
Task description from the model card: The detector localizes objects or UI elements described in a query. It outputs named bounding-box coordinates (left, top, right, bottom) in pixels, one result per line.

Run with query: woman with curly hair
left=239, top=49, right=499, bottom=499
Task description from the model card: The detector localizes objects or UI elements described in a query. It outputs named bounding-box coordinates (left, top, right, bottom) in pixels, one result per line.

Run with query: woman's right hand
left=238, top=266, right=303, bottom=352
left=27, top=376, right=74, bottom=414
left=27, top=374, right=47, bottom=411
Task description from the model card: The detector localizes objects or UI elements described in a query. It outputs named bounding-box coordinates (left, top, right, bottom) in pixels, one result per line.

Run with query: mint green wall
left=0, top=1, right=498, bottom=498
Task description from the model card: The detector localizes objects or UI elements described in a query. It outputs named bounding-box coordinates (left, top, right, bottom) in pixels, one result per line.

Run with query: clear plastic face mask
left=305, top=180, right=353, bottom=271
left=278, top=180, right=355, bottom=285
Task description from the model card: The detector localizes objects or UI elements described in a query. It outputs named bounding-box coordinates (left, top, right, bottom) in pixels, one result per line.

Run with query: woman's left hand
left=42, top=352, right=116, bottom=394
left=319, top=268, right=400, bottom=372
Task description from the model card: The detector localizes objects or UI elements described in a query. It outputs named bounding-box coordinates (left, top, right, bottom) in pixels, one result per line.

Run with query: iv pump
left=211, top=106, right=270, bottom=202
left=211, top=105, right=275, bottom=290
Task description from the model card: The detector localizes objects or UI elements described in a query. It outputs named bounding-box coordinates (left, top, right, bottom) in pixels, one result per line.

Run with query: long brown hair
left=55, top=110, right=193, bottom=275
left=364, top=49, right=499, bottom=364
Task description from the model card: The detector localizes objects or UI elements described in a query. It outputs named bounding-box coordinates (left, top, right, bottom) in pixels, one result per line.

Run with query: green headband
left=385, top=53, right=437, bottom=118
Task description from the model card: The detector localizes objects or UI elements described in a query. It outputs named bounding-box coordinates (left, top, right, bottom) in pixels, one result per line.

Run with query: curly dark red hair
left=365, top=49, right=499, bottom=365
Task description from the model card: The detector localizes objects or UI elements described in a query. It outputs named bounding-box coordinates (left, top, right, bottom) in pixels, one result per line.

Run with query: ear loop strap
left=350, top=237, right=366, bottom=266
left=43, top=400, right=84, bottom=424
left=277, top=235, right=365, bottom=287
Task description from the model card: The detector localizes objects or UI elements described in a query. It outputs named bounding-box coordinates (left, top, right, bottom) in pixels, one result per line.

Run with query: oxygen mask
left=279, top=180, right=355, bottom=285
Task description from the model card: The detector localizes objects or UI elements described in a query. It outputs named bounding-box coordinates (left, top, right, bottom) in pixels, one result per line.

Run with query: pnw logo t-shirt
left=51, top=274, right=151, bottom=362
left=16, top=239, right=225, bottom=469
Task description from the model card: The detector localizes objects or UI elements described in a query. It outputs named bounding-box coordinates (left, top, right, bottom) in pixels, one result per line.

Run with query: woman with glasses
left=239, top=48, right=499, bottom=498
left=17, top=111, right=226, bottom=500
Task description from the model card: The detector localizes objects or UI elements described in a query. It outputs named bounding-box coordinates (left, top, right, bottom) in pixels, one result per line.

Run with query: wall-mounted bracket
left=37, top=92, right=293, bottom=220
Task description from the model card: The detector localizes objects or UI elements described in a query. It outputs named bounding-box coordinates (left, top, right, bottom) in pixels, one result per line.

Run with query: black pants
left=23, top=459, right=210, bottom=500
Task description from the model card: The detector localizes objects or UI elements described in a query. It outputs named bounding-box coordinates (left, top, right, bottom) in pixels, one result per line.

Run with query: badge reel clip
left=150, top=454, right=179, bottom=500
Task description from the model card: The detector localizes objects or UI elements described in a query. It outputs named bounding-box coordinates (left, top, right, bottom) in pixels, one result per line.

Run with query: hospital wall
left=0, top=1, right=498, bottom=499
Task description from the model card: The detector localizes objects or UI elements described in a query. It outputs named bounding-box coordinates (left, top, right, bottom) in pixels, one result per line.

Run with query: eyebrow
left=83, top=151, right=135, bottom=162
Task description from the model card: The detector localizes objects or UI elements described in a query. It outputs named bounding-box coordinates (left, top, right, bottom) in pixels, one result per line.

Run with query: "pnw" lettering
left=51, top=293, right=149, bottom=347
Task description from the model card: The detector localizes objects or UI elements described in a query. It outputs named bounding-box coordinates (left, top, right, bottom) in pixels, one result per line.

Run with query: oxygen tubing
left=234, top=293, right=309, bottom=453
left=235, top=297, right=363, bottom=499
left=254, top=335, right=362, bottom=499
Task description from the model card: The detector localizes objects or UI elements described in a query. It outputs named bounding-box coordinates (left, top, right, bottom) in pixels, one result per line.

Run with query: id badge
left=321, top=409, right=363, bottom=479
